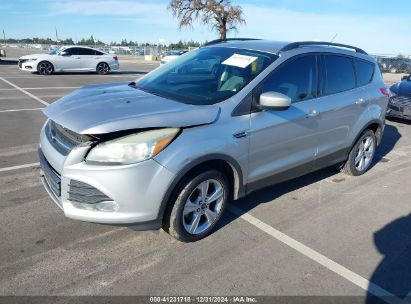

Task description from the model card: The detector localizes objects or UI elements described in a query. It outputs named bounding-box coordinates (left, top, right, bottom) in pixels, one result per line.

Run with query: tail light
left=113, top=56, right=118, bottom=61
left=380, top=88, right=390, bottom=97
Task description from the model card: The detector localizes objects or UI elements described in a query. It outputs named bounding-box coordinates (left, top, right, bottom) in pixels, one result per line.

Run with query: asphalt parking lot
left=0, top=62, right=410, bottom=303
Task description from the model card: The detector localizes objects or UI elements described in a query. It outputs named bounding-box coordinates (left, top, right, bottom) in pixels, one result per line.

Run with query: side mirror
left=401, top=75, right=409, bottom=81
left=258, top=91, right=291, bottom=110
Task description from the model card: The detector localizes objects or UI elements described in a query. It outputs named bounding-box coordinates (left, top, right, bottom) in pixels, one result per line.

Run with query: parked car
left=160, top=50, right=187, bottom=65
left=387, top=74, right=411, bottom=121
left=39, top=39, right=388, bottom=242
left=18, top=46, right=119, bottom=75
left=379, top=57, right=411, bottom=74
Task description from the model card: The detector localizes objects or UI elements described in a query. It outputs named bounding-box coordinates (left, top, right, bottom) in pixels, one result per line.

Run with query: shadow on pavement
left=366, top=213, right=411, bottom=304
left=373, top=124, right=402, bottom=163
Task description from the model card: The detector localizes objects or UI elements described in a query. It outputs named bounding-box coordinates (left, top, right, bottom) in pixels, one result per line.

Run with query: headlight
left=26, top=58, right=38, bottom=62
left=86, top=128, right=179, bottom=165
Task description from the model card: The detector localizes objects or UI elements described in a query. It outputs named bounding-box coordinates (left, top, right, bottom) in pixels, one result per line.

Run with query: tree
left=169, top=0, right=245, bottom=40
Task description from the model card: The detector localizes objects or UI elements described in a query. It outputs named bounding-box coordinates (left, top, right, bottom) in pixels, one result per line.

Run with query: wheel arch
left=352, top=119, right=383, bottom=149
left=37, top=60, right=54, bottom=73
left=158, top=154, right=245, bottom=223
left=96, top=61, right=110, bottom=70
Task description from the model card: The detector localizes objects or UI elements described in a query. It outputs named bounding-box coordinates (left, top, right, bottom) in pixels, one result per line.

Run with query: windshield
left=135, top=47, right=277, bottom=105
left=48, top=47, right=62, bottom=55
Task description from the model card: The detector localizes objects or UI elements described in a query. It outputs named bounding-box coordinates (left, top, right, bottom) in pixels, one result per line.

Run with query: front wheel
left=342, top=129, right=376, bottom=176
left=37, top=61, right=54, bottom=75
left=164, top=170, right=229, bottom=242
left=96, top=62, right=110, bottom=75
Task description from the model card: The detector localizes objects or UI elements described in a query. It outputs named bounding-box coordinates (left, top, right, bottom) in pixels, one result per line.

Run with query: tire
left=96, top=62, right=110, bottom=75
left=342, top=129, right=377, bottom=176
left=164, top=170, right=229, bottom=242
left=37, top=61, right=54, bottom=75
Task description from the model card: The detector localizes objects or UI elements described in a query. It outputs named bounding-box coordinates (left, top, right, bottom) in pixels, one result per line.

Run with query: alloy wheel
left=182, top=179, right=225, bottom=235
left=38, top=62, right=53, bottom=75
left=354, top=135, right=375, bottom=172
left=97, top=63, right=109, bottom=74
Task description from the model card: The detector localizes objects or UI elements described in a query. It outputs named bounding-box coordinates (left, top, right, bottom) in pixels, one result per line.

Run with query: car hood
left=19, top=53, right=50, bottom=60
left=43, top=82, right=221, bottom=135
left=390, top=79, right=411, bottom=97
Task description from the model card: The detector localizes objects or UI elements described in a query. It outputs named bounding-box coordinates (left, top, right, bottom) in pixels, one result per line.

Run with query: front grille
left=18, top=59, right=27, bottom=68
left=68, top=180, right=112, bottom=204
left=46, top=120, right=93, bottom=155
left=389, top=96, right=411, bottom=116
left=389, top=96, right=411, bottom=108
left=38, top=149, right=61, bottom=198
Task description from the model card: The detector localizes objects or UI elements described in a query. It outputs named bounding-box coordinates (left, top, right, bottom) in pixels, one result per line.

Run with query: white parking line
left=0, top=162, right=39, bottom=173
left=0, top=108, right=43, bottom=113
left=0, top=77, right=49, bottom=106
left=0, top=86, right=80, bottom=91
left=228, top=205, right=405, bottom=304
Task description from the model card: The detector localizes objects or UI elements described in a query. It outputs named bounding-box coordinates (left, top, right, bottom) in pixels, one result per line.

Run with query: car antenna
left=330, top=33, right=338, bottom=43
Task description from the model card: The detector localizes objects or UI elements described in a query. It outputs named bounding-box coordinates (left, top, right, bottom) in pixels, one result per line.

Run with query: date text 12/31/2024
left=149, top=296, right=257, bottom=303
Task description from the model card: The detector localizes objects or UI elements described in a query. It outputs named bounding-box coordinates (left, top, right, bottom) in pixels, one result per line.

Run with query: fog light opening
left=95, top=201, right=119, bottom=212
left=71, top=200, right=118, bottom=212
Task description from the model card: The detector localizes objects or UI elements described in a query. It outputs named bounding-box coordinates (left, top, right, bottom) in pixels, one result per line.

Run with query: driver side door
left=247, top=54, right=321, bottom=191
left=54, top=47, right=82, bottom=71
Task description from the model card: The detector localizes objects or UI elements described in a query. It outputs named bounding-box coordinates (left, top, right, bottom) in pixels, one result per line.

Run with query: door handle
left=356, top=98, right=366, bottom=105
left=74, top=57, right=81, bottom=59
left=306, top=109, right=320, bottom=118
left=233, top=130, right=248, bottom=138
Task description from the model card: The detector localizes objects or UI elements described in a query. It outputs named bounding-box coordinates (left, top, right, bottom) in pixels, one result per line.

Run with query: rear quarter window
left=324, top=55, right=355, bottom=95
left=354, top=59, right=374, bottom=87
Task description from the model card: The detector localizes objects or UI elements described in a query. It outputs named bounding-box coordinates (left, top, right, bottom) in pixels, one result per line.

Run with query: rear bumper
left=109, top=62, right=119, bottom=70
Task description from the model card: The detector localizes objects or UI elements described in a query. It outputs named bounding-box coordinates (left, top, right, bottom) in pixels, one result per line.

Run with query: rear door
left=314, top=54, right=366, bottom=162
left=77, top=48, right=98, bottom=70
left=247, top=54, right=321, bottom=190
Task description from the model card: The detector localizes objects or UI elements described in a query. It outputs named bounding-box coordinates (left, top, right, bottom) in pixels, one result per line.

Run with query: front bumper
left=18, top=60, right=38, bottom=72
left=386, top=97, right=411, bottom=121
left=39, top=121, right=176, bottom=227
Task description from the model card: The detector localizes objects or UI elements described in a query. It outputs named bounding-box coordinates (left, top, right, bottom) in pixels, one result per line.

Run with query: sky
left=1, top=0, right=411, bottom=55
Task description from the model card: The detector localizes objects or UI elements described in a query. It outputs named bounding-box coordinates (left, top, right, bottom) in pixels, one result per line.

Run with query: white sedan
left=160, top=50, right=187, bottom=65
left=18, top=46, right=119, bottom=75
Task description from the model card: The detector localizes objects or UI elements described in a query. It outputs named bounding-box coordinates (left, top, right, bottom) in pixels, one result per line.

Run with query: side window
left=95, top=50, right=104, bottom=56
left=324, top=55, right=355, bottom=94
left=262, top=55, right=318, bottom=103
left=354, top=59, right=374, bottom=87
left=63, top=48, right=76, bottom=56
left=78, top=48, right=95, bottom=55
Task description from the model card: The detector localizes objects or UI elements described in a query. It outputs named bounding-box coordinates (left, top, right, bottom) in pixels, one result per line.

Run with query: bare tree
left=169, top=0, right=245, bottom=40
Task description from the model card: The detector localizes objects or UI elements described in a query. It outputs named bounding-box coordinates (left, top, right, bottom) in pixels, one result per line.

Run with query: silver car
left=39, top=40, right=389, bottom=242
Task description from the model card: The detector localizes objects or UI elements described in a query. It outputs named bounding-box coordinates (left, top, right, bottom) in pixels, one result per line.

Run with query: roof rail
left=203, top=38, right=261, bottom=47
left=279, top=41, right=368, bottom=55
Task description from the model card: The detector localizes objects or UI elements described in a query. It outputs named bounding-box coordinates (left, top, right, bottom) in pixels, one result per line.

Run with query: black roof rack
left=280, top=41, right=368, bottom=55
left=203, top=38, right=261, bottom=47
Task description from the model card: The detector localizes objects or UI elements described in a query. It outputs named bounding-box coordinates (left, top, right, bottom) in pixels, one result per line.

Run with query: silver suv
left=39, top=40, right=389, bottom=242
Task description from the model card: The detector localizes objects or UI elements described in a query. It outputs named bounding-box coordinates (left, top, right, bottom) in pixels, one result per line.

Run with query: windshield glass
left=48, top=47, right=62, bottom=55
left=135, top=47, right=277, bottom=105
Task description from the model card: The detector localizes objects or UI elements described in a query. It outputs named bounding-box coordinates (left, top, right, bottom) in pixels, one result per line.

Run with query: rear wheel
left=164, top=170, right=229, bottom=242
left=342, top=129, right=376, bottom=176
left=37, top=61, right=54, bottom=75
left=96, top=62, right=110, bottom=75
